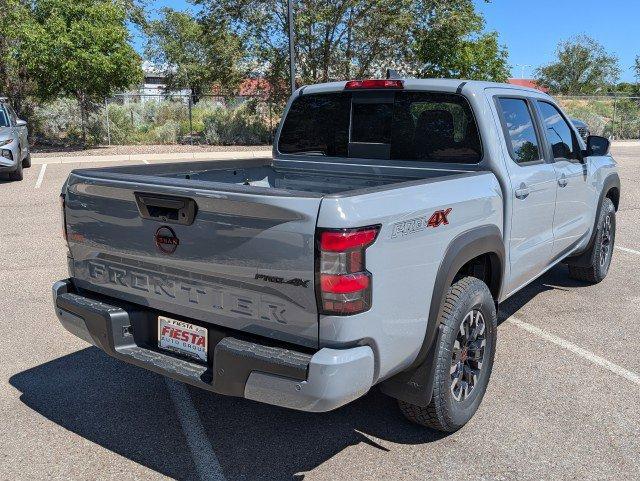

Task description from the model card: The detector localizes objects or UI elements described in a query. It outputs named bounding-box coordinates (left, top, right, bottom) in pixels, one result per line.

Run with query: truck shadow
left=9, top=348, right=443, bottom=480
left=497, top=264, right=585, bottom=323
left=9, top=265, right=577, bottom=480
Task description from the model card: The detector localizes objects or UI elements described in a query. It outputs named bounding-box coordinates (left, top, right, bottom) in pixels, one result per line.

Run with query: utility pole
left=288, top=0, right=296, bottom=94
left=515, top=64, right=532, bottom=79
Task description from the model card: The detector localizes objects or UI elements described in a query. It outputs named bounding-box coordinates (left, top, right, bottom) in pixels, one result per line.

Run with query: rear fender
left=379, top=225, right=504, bottom=407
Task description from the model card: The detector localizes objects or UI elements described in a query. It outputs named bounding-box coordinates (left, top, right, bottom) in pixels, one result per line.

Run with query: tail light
left=317, top=226, right=380, bottom=315
left=60, top=194, right=68, bottom=241
left=345, top=79, right=403, bottom=90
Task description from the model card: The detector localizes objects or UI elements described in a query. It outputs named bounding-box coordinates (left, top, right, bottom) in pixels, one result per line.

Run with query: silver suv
left=0, top=97, right=31, bottom=181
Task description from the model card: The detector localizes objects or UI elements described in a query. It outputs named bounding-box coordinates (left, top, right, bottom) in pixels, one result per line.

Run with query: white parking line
left=164, top=378, right=227, bottom=481
left=142, top=159, right=150, bottom=164
left=35, top=163, right=47, bottom=188
left=506, top=315, right=640, bottom=386
left=616, top=245, right=640, bottom=256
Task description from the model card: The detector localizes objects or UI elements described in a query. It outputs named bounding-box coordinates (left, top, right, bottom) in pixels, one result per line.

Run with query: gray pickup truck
left=52, top=79, right=620, bottom=432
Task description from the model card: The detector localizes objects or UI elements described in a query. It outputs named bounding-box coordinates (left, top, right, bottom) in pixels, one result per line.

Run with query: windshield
left=278, top=91, right=482, bottom=164
left=0, top=108, right=9, bottom=128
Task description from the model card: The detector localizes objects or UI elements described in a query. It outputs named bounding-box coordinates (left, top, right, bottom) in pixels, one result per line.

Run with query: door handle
left=515, top=183, right=530, bottom=200
left=135, top=192, right=198, bottom=225
left=558, top=174, right=568, bottom=188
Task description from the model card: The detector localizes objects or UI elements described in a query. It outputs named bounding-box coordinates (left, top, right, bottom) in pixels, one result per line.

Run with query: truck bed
left=63, top=157, right=475, bottom=349
left=75, top=157, right=463, bottom=196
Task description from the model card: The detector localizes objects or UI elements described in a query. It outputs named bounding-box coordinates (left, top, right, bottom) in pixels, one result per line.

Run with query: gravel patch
left=32, top=144, right=272, bottom=158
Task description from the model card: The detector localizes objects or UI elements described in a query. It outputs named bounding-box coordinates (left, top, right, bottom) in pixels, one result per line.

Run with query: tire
left=22, top=151, right=31, bottom=168
left=398, top=276, right=497, bottom=432
left=567, top=197, right=615, bottom=283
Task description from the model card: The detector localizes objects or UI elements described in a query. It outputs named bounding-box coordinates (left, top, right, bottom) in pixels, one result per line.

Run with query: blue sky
left=133, top=0, right=640, bottom=82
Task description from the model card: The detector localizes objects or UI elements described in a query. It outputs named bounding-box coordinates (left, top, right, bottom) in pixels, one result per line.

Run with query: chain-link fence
left=28, top=93, right=640, bottom=146
left=30, top=94, right=280, bottom=147
left=556, top=95, right=640, bottom=140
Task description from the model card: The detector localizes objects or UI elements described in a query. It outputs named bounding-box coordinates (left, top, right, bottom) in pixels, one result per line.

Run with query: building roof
left=507, top=78, right=549, bottom=93
left=237, top=78, right=271, bottom=96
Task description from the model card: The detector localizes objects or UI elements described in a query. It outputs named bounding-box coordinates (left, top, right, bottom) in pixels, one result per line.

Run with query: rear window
left=497, top=98, right=542, bottom=164
left=278, top=91, right=482, bottom=164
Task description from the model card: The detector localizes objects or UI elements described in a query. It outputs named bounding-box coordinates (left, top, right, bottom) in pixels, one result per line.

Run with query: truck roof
left=298, top=78, right=550, bottom=97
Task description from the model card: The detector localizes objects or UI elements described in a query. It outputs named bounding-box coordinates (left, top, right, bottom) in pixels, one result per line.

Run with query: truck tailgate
left=64, top=171, right=321, bottom=348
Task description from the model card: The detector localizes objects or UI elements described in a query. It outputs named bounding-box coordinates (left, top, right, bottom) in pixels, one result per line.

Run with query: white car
left=0, top=97, right=31, bottom=181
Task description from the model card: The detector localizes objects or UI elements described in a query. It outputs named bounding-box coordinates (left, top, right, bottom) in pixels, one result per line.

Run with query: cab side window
left=537, top=101, right=579, bottom=161
left=496, top=97, right=542, bottom=164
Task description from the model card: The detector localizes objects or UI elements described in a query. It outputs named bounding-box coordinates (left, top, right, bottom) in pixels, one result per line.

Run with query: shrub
left=30, top=96, right=273, bottom=146
left=147, top=120, right=180, bottom=144
left=105, top=103, right=136, bottom=144
left=32, top=98, right=106, bottom=146
left=558, top=96, right=640, bottom=139
left=203, top=100, right=270, bottom=145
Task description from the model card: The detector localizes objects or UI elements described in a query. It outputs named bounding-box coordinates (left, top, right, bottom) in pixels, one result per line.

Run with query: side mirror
left=16, top=119, right=27, bottom=127
left=586, top=135, right=610, bottom=157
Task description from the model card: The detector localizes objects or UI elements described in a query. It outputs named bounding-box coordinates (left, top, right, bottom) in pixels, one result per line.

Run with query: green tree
left=634, top=55, right=640, bottom=83
left=0, top=0, right=37, bottom=116
left=535, top=35, right=620, bottom=95
left=516, top=141, right=539, bottom=163
left=145, top=8, right=244, bottom=100
left=410, top=0, right=509, bottom=81
left=196, top=0, right=508, bottom=103
left=22, top=0, right=142, bottom=145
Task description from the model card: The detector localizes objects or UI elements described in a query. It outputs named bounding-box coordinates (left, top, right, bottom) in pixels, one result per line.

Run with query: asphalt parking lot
left=1, top=145, right=639, bottom=481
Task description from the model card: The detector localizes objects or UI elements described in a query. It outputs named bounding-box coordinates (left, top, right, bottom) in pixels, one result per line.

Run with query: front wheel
left=4, top=159, right=23, bottom=181
left=567, top=197, right=615, bottom=283
left=398, top=276, right=497, bottom=432
left=22, top=151, right=31, bottom=168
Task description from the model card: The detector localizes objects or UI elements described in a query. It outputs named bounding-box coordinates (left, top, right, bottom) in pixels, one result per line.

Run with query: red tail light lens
left=345, top=79, right=404, bottom=90
left=320, top=273, right=370, bottom=294
left=317, top=226, right=379, bottom=315
left=320, top=228, right=378, bottom=252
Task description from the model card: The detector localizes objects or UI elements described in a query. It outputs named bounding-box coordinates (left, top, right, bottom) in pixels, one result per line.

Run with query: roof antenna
left=386, top=69, right=400, bottom=80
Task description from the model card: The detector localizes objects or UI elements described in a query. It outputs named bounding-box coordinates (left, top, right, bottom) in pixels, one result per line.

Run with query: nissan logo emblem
left=155, top=226, right=179, bottom=254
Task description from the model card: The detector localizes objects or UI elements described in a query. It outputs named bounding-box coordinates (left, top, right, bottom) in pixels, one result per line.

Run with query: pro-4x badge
left=255, top=274, right=310, bottom=288
left=391, top=208, right=453, bottom=238
left=427, top=208, right=452, bottom=228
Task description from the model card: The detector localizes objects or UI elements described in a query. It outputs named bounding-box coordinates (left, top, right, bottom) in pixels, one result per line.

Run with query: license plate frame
left=158, top=316, right=208, bottom=363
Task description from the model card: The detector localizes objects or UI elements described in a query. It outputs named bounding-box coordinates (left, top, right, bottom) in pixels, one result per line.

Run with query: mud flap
left=378, top=324, right=443, bottom=407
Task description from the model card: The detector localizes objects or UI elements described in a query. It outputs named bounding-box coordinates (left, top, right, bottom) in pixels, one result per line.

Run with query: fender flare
left=379, top=225, right=505, bottom=407
left=565, top=172, right=620, bottom=267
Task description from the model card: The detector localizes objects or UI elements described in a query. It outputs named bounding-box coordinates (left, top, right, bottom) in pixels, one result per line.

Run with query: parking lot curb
left=611, top=140, right=640, bottom=147
left=31, top=143, right=637, bottom=165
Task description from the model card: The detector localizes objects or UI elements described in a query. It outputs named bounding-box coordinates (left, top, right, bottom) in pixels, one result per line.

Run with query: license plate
left=158, top=316, right=208, bottom=363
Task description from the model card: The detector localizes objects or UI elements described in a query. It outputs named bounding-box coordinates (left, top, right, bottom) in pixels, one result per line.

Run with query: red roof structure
left=210, top=78, right=272, bottom=98
left=237, top=78, right=272, bottom=96
left=507, top=78, right=549, bottom=93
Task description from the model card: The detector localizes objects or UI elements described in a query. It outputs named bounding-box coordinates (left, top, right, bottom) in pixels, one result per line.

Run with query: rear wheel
left=567, top=197, right=615, bottom=283
left=398, top=276, right=497, bottom=432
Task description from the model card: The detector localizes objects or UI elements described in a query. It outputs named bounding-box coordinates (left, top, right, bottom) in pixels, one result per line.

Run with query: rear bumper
left=52, top=279, right=374, bottom=412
